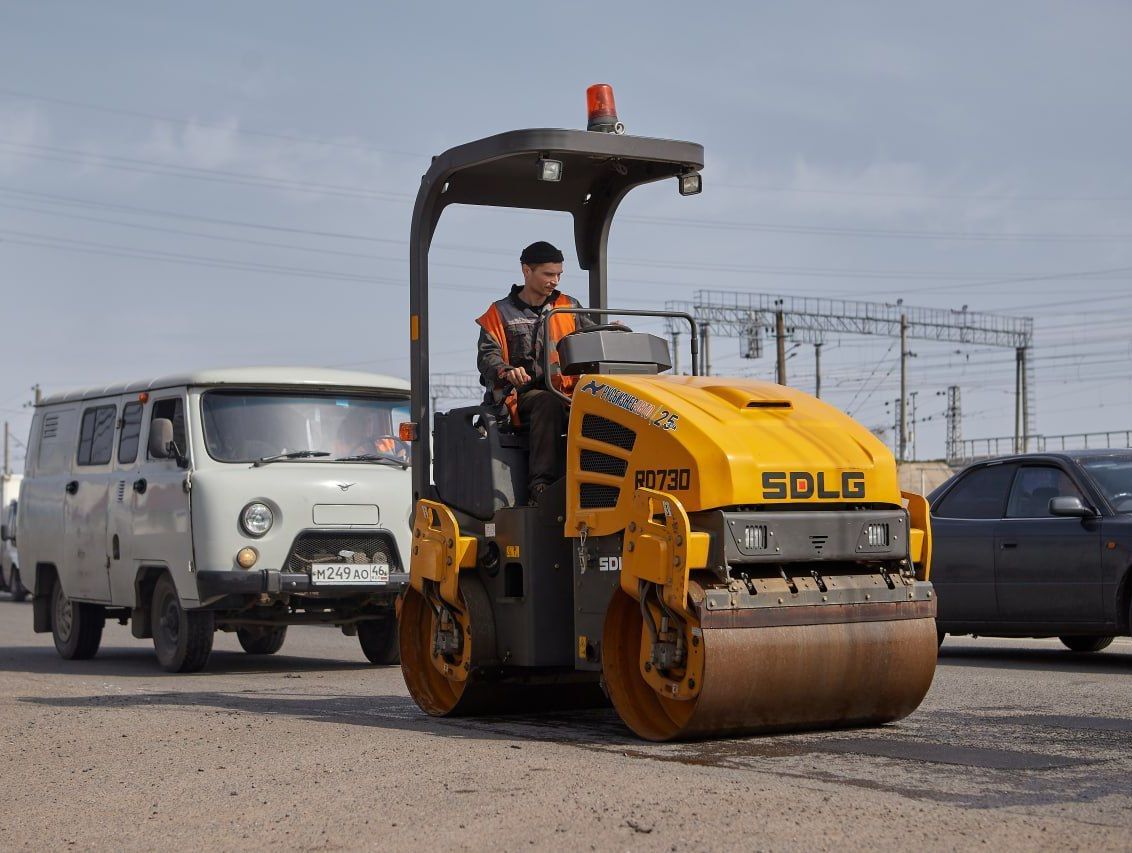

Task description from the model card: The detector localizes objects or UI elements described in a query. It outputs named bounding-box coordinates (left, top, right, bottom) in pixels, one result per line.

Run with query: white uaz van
left=18, top=368, right=413, bottom=672
left=1, top=476, right=25, bottom=601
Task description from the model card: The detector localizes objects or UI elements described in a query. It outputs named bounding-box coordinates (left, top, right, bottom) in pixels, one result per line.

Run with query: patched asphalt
left=2, top=597, right=1131, bottom=850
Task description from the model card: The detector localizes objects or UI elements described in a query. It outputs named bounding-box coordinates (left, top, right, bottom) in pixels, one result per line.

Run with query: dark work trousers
left=517, top=388, right=568, bottom=491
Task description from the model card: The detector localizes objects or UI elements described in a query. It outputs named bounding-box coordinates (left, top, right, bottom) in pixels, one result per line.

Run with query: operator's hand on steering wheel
left=502, top=366, right=531, bottom=388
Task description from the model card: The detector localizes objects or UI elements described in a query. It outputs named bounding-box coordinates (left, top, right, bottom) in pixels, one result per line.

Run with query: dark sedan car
left=930, top=451, right=1132, bottom=651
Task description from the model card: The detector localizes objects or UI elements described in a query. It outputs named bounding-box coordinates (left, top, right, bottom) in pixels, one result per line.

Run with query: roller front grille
left=580, top=414, right=636, bottom=451
left=579, top=449, right=628, bottom=477
left=580, top=483, right=620, bottom=509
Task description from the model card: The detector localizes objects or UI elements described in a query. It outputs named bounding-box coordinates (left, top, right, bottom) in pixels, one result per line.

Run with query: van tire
left=51, top=582, right=104, bottom=659
left=357, top=617, right=399, bottom=665
left=10, top=568, right=28, bottom=603
left=151, top=574, right=214, bottom=672
left=236, top=626, right=287, bottom=655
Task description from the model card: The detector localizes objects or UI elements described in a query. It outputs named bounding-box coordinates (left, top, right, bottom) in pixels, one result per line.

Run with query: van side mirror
left=148, top=418, right=175, bottom=459
left=1049, top=495, right=1096, bottom=518
left=0, top=524, right=8, bottom=542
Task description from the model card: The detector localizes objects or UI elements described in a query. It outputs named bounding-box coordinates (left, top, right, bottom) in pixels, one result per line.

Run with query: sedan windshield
left=201, top=390, right=411, bottom=464
left=1078, top=455, right=1132, bottom=512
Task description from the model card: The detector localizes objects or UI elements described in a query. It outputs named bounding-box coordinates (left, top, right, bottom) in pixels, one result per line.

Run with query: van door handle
left=1000, top=542, right=1018, bottom=550
left=65, top=480, right=78, bottom=495
left=133, top=478, right=147, bottom=494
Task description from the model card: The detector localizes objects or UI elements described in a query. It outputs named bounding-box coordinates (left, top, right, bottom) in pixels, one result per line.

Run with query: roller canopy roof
left=412, top=128, right=704, bottom=274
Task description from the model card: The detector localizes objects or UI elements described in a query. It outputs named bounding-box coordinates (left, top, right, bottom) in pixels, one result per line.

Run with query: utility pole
left=909, top=391, right=918, bottom=461
left=1010, top=347, right=1035, bottom=453
left=813, top=342, right=822, bottom=399
left=775, top=308, right=787, bottom=385
left=1014, top=346, right=1030, bottom=453
left=898, top=313, right=908, bottom=462
left=891, top=398, right=901, bottom=457
left=3, top=422, right=8, bottom=477
left=945, top=385, right=961, bottom=464
left=670, top=330, right=680, bottom=375
left=699, top=323, right=711, bottom=376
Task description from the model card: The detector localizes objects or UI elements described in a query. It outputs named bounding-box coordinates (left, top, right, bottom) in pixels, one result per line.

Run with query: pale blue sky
left=2, top=0, right=1131, bottom=464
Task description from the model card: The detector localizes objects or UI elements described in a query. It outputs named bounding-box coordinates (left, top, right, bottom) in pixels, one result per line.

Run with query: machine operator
left=476, top=241, right=594, bottom=505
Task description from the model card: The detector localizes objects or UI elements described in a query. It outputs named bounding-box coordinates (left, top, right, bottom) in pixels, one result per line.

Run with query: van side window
left=149, top=398, right=186, bottom=459
left=118, top=402, right=144, bottom=464
left=77, top=405, right=117, bottom=466
left=35, top=408, right=76, bottom=475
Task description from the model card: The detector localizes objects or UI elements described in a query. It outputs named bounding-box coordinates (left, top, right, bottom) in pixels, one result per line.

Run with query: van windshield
left=201, top=390, right=411, bottom=464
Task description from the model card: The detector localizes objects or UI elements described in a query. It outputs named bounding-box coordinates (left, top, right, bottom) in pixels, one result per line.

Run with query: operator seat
left=434, top=405, right=528, bottom=520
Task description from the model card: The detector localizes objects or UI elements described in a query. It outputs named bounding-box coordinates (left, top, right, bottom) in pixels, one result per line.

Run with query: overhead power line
left=0, top=139, right=415, bottom=202
left=710, top=179, right=1132, bottom=204
left=4, top=186, right=1130, bottom=292
left=8, top=87, right=1132, bottom=205
left=624, top=212, right=1132, bottom=243
left=0, top=86, right=428, bottom=160
left=6, top=137, right=1132, bottom=243
left=13, top=198, right=1132, bottom=301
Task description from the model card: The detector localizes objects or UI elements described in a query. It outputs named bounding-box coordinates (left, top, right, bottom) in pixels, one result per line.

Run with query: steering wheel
left=568, top=322, right=633, bottom=335
left=344, top=435, right=409, bottom=459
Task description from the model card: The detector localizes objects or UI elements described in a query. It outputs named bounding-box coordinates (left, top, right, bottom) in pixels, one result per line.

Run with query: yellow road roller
left=400, top=89, right=937, bottom=741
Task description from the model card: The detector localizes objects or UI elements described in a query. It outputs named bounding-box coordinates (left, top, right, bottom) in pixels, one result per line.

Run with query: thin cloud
left=0, top=104, right=47, bottom=175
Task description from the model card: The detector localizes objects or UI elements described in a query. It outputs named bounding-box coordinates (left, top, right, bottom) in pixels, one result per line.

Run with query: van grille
left=580, top=414, right=636, bottom=451
left=284, top=531, right=401, bottom=573
left=579, top=449, right=628, bottom=477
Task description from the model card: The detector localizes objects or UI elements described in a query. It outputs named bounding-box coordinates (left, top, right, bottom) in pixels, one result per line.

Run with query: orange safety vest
left=476, top=292, right=580, bottom=426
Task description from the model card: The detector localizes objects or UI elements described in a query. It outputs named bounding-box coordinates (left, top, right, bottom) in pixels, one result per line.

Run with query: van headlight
left=241, top=502, right=274, bottom=537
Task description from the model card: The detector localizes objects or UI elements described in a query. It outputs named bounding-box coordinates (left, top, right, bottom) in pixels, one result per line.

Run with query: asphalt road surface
left=2, top=595, right=1131, bottom=851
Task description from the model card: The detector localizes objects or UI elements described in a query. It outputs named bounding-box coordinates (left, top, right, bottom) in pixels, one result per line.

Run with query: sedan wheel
left=1059, top=635, right=1114, bottom=653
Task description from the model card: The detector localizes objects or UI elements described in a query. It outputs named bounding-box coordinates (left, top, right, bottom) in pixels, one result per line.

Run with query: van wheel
left=357, top=617, right=399, bottom=665
left=51, top=582, right=104, bottom=659
left=10, top=568, right=28, bottom=603
left=151, top=575, right=214, bottom=672
left=236, top=626, right=287, bottom=655
left=1059, top=635, right=1114, bottom=653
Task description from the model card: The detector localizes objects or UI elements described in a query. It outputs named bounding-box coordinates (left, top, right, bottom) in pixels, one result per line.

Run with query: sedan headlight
left=241, top=502, right=274, bottom=537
